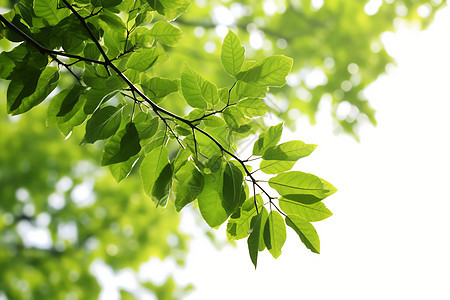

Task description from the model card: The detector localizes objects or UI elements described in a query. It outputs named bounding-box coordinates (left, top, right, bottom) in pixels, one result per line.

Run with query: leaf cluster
left=0, top=0, right=337, bottom=267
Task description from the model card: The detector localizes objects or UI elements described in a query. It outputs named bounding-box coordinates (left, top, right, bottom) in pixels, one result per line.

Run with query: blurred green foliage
left=0, top=85, right=190, bottom=299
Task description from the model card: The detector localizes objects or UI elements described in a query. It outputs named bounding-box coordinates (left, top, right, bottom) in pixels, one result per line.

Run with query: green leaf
left=135, top=117, right=159, bottom=145
left=174, top=161, right=204, bottom=212
left=236, top=98, right=269, bottom=117
left=147, top=0, right=190, bottom=21
left=129, top=27, right=154, bottom=48
left=108, top=155, right=140, bottom=182
left=56, top=96, right=88, bottom=137
left=198, top=163, right=229, bottom=228
left=247, top=212, right=263, bottom=269
left=103, top=26, right=126, bottom=58
left=101, top=0, right=123, bottom=8
left=279, top=198, right=332, bottom=222
left=141, top=76, right=178, bottom=103
left=202, top=115, right=226, bottom=127
left=223, top=106, right=250, bottom=130
left=126, top=48, right=160, bottom=71
left=285, top=215, right=320, bottom=254
left=172, top=148, right=191, bottom=174
left=236, top=55, right=293, bottom=87
left=226, top=195, right=263, bottom=241
left=7, top=66, right=59, bottom=115
left=101, top=122, right=141, bottom=166
left=99, top=11, right=126, bottom=29
left=0, top=51, right=18, bottom=79
left=252, top=123, right=283, bottom=156
left=263, top=211, right=286, bottom=259
left=152, top=163, right=173, bottom=207
left=233, top=81, right=268, bottom=102
left=83, top=89, right=118, bottom=115
left=221, top=30, right=245, bottom=76
left=140, top=146, right=170, bottom=199
left=260, top=160, right=295, bottom=174
left=258, top=208, right=268, bottom=251
left=33, top=0, right=68, bottom=26
left=268, top=171, right=330, bottom=204
left=47, top=85, right=86, bottom=125
left=322, top=178, right=338, bottom=197
left=262, top=141, right=317, bottom=161
left=83, top=105, right=123, bottom=144
left=222, top=161, right=244, bottom=215
left=181, top=63, right=219, bottom=109
left=150, top=21, right=182, bottom=46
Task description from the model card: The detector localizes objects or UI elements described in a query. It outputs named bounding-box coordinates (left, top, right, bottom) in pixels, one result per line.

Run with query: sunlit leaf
left=268, top=171, right=330, bottom=204
left=150, top=21, right=182, bottom=46
left=260, top=160, right=295, bottom=174
left=126, top=48, right=160, bottom=71
left=236, top=98, right=269, bottom=117
left=140, top=145, right=170, bottom=199
left=174, top=161, right=204, bottom=211
left=262, top=141, right=317, bottom=161
left=236, top=55, right=293, bottom=87
left=221, top=30, right=245, bottom=76
left=141, top=76, right=178, bottom=103
left=33, top=0, right=68, bottom=26
left=252, top=123, right=283, bottom=156
left=152, top=163, right=173, bottom=207
left=280, top=198, right=332, bottom=222
left=197, top=168, right=229, bottom=228
left=109, top=155, right=140, bottom=182
left=181, top=63, right=219, bottom=108
left=286, top=215, right=320, bottom=254
left=263, top=211, right=286, bottom=259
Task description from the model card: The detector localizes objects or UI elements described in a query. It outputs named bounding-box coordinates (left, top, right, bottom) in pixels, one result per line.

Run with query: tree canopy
left=0, top=0, right=444, bottom=298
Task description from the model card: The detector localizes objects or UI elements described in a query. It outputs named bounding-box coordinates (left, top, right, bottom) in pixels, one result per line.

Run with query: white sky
left=174, top=6, right=450, bottom=300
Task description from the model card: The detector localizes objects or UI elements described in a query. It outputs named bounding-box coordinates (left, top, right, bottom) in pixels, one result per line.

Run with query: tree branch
left=1, top=6, right=279, bottom=214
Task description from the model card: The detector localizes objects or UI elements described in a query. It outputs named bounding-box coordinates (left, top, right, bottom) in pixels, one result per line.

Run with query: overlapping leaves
left=0, top=0, right=336, bottom=269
